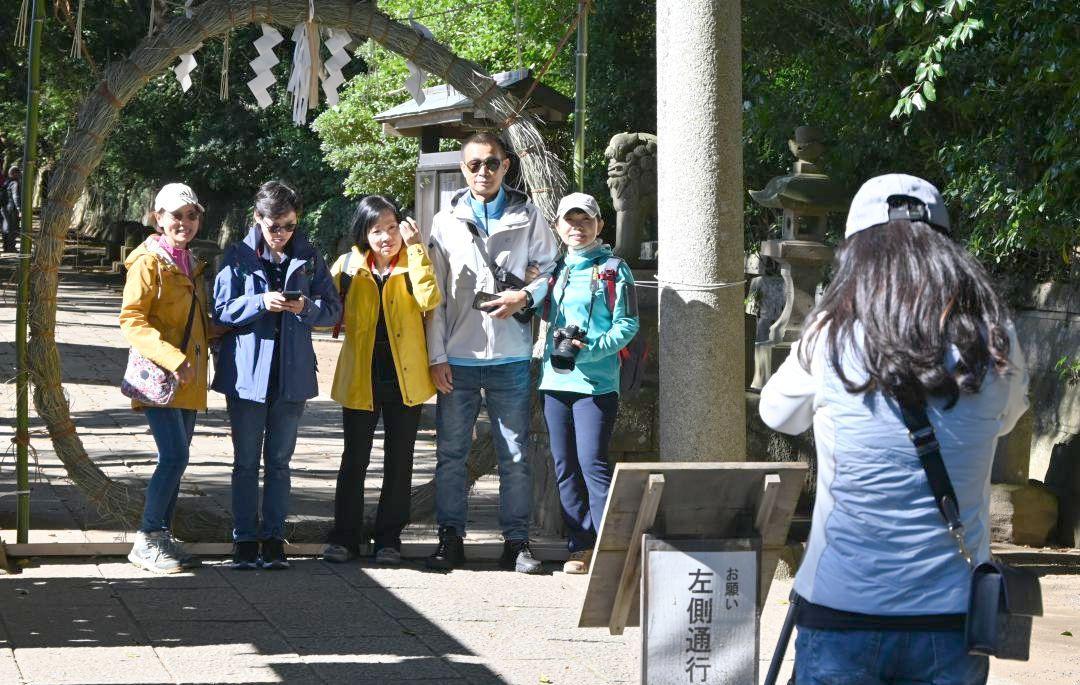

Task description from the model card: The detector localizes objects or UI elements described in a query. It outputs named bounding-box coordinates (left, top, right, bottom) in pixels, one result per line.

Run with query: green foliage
left=300, top=193, right=355, bottom=259
left=313, top=0, right=576, bottom=205
left=2, top=0, right=1074, bottom=281
left=744, top=0, right=1079, bottom=282
left=1056, top=356, right=1080, bottom=385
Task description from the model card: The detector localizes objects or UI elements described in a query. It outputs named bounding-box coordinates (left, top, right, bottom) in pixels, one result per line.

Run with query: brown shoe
left=563, top=549, right=592, bottom=575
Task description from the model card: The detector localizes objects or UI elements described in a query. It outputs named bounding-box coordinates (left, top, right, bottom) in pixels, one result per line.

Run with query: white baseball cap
left=845, top=173, right=950, bottom=238
left=556, top=192, right=601, bottom=220
left=154, top=183, right=204, bottom=213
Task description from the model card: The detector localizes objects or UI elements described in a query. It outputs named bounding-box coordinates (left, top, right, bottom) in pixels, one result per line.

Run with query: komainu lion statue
left=605, top=132, right=657, bottom=265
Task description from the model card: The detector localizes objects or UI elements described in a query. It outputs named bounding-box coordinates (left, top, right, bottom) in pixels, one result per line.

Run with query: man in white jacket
left=425, top=132, right=558, bottom=573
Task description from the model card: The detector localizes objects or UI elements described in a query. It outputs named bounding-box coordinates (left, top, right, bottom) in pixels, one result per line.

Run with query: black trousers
left=2, top=227, right=17, bottom=253
left=328, top=402, right=422, bottom=551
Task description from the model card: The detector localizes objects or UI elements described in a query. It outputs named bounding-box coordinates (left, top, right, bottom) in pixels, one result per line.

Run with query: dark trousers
left=2, top=226, right=17, bottom=253
left=328, top=402, right=423, bottom=551
left=542, top=391, right=619, bottom=552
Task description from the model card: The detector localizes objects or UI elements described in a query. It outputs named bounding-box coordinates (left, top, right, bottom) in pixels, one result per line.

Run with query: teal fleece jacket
left=538, top=242, right=640, bottom=395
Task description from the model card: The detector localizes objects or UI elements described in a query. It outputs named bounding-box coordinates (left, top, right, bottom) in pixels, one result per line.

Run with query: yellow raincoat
left=118, top=237, right=211, bottom=410
left=330, top=243, right=441, bottom=410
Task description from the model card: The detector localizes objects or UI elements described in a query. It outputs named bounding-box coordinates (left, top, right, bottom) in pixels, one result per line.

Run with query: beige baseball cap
left=556, top=192, right=601, bottom=219
left=154, top=183, right=204, bottom=213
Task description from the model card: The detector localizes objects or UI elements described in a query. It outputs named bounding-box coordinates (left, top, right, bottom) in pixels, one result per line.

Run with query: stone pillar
left=656, top=0, right=745, bottom=461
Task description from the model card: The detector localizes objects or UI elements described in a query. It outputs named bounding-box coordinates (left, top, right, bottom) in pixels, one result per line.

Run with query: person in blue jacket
left=538, top=193, right=639, bottom=574
left=212, top=181, right=341, bottom=570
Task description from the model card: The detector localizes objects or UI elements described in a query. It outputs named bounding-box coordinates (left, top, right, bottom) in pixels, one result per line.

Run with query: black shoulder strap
left=332, top=252, right=353, bottom=339
left=179, top=286, right=198, bottom=352
left=897, top=400, right=964, bottom=533
left=466, top=221, right=503, bottom=281
left=339, top=251, right=354, bottom=299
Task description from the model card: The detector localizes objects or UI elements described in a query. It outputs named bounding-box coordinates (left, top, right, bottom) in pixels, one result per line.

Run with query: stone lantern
left=748, top=126, right=848, bottom=388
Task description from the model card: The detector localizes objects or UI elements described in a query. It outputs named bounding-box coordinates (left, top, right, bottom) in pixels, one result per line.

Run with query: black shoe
left=426, top=526, right=465, bottom=571
left=230, top=541, right=259, bottom=570
left=260, top=538, right=290, bottom=569
left=500, top=539, right=542, bottom=574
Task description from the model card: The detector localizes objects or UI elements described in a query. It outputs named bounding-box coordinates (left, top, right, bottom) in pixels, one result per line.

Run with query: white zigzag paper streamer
left=404, top=14, right=434, bottom=105
left=173, top=43, right=202, bottom=92
left=247, top=23, right=284, bottom=109
left=320, top=28, right=352, bottom=107
left=287, top=23, right=314, bottom=125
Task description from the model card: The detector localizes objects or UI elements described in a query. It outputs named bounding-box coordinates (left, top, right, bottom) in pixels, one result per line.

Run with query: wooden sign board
left=642, top=537, right=759, bottom=685
left=579, top=462, right=807, bottom=632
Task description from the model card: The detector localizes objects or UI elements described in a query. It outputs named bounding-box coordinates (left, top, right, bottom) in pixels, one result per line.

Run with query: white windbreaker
left=760, top=321, right=1029, bottom=615
left=425, top=186, right=559, bottom=365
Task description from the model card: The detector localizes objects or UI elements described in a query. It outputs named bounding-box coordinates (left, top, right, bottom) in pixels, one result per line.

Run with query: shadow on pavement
left=0, top=559, right=507, bottom=684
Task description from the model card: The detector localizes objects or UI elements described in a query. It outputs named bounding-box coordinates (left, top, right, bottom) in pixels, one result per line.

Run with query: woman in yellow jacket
left=118, top=183, right=212, bottom=574
left=322, top=195, right=441, bottom=565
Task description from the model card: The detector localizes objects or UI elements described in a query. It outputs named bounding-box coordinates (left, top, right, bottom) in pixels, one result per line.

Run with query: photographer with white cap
left=760, top=174, right=1029, bottom=684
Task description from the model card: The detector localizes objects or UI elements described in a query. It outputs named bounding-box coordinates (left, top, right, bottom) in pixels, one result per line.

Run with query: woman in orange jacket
left=322, top=195, right=441, bottom=565
left=118, top=183, right=212, bottom=574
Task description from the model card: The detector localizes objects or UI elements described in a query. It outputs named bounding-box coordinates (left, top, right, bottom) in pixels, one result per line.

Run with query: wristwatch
left=522, top=290, right=534, bottom=310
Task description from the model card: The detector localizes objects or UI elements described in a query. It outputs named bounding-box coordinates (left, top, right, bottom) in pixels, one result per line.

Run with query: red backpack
left=543, top=256, right=649, bottom=395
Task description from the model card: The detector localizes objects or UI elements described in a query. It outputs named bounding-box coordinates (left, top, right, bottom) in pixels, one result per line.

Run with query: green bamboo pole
left=573, top=0, right=588, bottom=192
left=15, top=0, right=46, bottom=544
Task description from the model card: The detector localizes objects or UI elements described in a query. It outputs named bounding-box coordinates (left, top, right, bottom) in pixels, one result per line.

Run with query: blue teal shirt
left=464, top=186, right=506, bottom=236
left=538, top=243, right=639, bottom=395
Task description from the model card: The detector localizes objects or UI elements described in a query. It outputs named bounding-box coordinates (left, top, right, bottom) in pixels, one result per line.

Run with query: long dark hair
left=800, top=220, right=1012, bottom=408
left=350, top=195, right=400, bottom=250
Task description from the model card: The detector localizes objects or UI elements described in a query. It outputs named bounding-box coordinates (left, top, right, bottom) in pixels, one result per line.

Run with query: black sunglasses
left=464, top=157, right=504, bottom=174
left=263, top=223, right=296, bottom=234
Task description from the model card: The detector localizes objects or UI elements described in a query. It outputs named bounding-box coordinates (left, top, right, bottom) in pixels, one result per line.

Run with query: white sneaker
left=128, top=531, right=183, bottom=574
left=563, top=549, right=593, bottom=575
left=321, top=544, right=356, bottom=563
left=160, top=531, right=200, bottom=569
left=374, top=547, right=401, bottom=565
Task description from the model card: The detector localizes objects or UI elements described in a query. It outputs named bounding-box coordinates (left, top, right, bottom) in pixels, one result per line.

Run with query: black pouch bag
left=899, top=401, right=1042, bottom=661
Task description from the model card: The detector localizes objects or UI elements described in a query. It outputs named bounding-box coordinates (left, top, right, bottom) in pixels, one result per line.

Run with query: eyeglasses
left=463, top=157, right=504, bottom=174
left=261, top=219, right=297, bottom=234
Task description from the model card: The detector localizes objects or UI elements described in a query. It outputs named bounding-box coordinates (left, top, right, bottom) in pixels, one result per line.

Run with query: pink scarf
left=158, top=235, right=192, bottom=277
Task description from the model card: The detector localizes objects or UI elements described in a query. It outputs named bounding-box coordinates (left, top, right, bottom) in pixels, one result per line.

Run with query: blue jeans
left=542, top=391, right=618, bottom=553
left=794, top=627, right=989, bottom=684
left=139, top=408, right=196, bottom=533
left=226, top=395, right=306, bottom=542
left=435, top=361, right=532, bottom=540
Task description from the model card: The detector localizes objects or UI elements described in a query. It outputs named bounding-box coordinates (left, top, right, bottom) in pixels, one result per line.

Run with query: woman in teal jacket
left=538, top=193, right=639, bottom=574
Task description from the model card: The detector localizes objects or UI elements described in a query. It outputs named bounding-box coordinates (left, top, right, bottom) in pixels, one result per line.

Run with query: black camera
left=550, top=324, right=587, bottom=373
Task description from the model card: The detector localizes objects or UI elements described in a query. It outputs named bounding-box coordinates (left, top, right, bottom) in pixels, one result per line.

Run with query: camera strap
left=552, top=260, right=600, bottom=334
left=466, top=221, right=508, bottom=288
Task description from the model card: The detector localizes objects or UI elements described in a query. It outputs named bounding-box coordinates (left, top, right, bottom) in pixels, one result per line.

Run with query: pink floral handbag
left=120, top=294, right=197, bottom=406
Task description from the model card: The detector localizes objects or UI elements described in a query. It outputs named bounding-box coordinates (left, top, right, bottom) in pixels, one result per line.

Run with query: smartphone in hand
left=472, top=291, right=500, bottom=310
left=283, top=290, right=303, bottom=301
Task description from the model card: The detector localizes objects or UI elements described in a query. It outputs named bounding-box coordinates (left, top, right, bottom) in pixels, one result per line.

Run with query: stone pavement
left=1, top=252, right=1079, bottom=684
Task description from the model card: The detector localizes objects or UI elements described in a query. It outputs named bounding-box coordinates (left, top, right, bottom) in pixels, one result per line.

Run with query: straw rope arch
left=29, top=0, right=567, bottom=539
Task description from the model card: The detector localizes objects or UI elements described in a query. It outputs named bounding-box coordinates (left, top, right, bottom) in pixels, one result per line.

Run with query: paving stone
left=0, top=648, right=20, bottom=685
left=1, top=602, right=141, bottom=649
left=0, top=578, right=116, bottom=606
left=118, top=587, right=259, bottom=623
left=253, top=598, right=403, bottom=638
left=155, top=643, right=309, bottom=684
left=223, top=560, right=358, bottom=602
left=13, top=646, right=171, bottom=684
